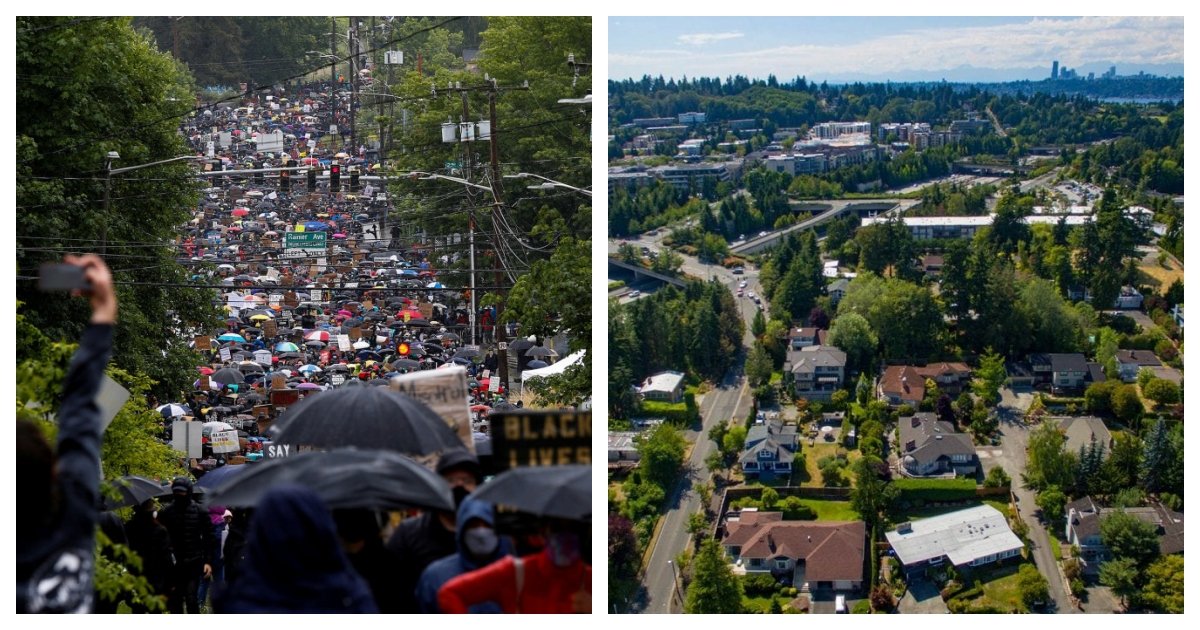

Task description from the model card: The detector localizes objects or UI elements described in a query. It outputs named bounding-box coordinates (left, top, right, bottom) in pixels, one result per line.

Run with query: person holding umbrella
left=17, top=254, right=115, bottom=613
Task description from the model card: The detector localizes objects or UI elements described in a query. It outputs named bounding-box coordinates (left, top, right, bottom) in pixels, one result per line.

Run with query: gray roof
left=1048, top=353, right=1088, bottom=373
left=789, top=345, right=847, bottom=374
left=740, top=420, right=798, bottom=464
left=1069, top=502, right=1184, bottom=556
left=1116, top=350, right=1161, bottom=367
left=898, top=413, right=975, bottom=467
left=1055, top=416, right=1112, bottom=455
left=885, top=505, right=1024, bottom=567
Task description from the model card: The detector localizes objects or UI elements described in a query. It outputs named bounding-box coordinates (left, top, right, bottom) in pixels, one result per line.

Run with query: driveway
left=898, top=579, right=948, bottom=614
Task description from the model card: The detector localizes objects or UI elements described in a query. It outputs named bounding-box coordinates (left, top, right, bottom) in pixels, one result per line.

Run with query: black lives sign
left=490, top=412, right=591, bottom=471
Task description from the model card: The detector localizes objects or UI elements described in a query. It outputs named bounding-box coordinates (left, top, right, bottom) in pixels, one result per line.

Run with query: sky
left=608, top=16, right=1185, bottom=83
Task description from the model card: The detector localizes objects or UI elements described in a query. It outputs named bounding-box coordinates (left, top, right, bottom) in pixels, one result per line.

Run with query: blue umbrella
left=218, top=333, right=247, bottom=343
left=426, top=282, right=444, bottom=289
left=274, top=342, right=300, bottom=353
left=195, top=463, right=252, bottom=490
left=304, top=221, right=328, bottom=231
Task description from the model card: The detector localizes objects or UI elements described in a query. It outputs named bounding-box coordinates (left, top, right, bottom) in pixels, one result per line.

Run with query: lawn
left=742, top=594, right=775, bottom=613
left=801, top=442, right=861, bottom=488
left=894, top=499, right=1010, bottom=523
left=1137, top=249, right=1183, bottom=293
left=1049, top=536, right=1062, bottom=561
left=794, top=498, right=859, bottom=521
left=953, top=561, right=1031, bottom=613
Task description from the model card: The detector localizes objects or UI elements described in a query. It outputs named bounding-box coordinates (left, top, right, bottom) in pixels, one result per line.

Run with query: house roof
left=740, top=420, right=798, bottom=464
left=914, top=362, right=971, bottom=380
left=1068, top=502, right=1185, bottom=556
left=608, top=432, right=639, bottom=451
left=730, top=519, right=866, bottom=583
left=1086, top=362, right=1107, bottom=384
left=1031, top=353, right=1088, bottom=373
left=640, top=370, right=685, bottom=395
left=879, top=366, right=925, bottom=402
left=828, top=278, right=849, bottom=293
left=885, top=505, right=1024, bottom=567
left=789, top=345, right=847, bottom=373
left=1055, top=416, right=1112, bottom=455
left=1116, top=350, right=1162, bottom=367
left=898, top=413, right=975, bottom=467
left=790, top=327, right=819, bottom=340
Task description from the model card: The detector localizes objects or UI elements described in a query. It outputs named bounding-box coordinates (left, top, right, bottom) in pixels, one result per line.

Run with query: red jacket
left=437, top=548, right=590, bottom=614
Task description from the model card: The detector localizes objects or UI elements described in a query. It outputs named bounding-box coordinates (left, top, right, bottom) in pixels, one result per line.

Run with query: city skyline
left=609, top=16, right=1184, bottom=83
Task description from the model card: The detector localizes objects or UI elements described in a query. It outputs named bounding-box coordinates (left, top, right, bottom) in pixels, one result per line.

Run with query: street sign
left=284, top=231, right=327, bottom=258
left=384, top=50, right=404, bottom=65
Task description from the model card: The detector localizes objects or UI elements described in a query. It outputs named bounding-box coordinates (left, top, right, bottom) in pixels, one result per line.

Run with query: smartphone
left=37, top=263, right=91, bottom=292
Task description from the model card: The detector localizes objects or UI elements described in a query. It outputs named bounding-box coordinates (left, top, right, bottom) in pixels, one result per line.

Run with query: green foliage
left=759, top=486, right=780, bottom=511
left=745, top=343, right=774, bottom=388
left=779, top=496, right=817, bottom=520
left=93, top=532, right=167, bottom=613
left=635, top=423, right=687, bottom=489
left=1141, top=554, right=1184, bottom=614
left=1084, top=380, right=1117, bottom=415
left=1016, top=563, right=1050, bottom=607
left=1142, top=378, right=1180, bottom=406
left=891, top=477, right=977, bottom=503
left=1110, top=384, right=1144, bottom=424
left=827, top=312, right=877, bottom=374
left=1035, top=486, right=1066, bottom=526
left=687, top=511, right=708, bottom=538
left=1099, top=557, right=1139, bottom=609
left=852, top=599, right=872, bottom=614
left=972, top=348, right=1007, bottom=408
left=742, top=573, right=780, bottom=597
left=837, top=273, right=942, bottom=362
left=686, top=539, right=744, bottom=613
left=850, top=457, right=898, bottom=528
left=984, top=466, right=1012, bottom=488
left=639, top=400, right=699, bottom=426
left=1025, top=420, right=1076, bottom=492
left=1100, top=510, right=1161, bottom=569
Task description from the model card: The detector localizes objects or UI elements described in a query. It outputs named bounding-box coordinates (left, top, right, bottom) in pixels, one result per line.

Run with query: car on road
left=736, top=288, right=743, bottom=297
left=759, top=231, right=768, bottom=237
left=628, top=290, right=641, bottom=298
left=732, top=266, right=744, bottom=275
left=747, top=291, right=755, bottom=299
left=739, top=280, right=747, bottom=288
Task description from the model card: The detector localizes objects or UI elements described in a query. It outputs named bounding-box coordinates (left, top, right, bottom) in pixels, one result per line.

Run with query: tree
left=1099, top=557, right=1139, bottom=610
left=849, top=457, right=895, bottom=529
left=745, top=343, right=774, bottom=388
left=609, top=515, right=641, bottom=600
left=1136, top=367, right=1156, bottom=390
left=1025, top=421, right=1075, bottom=491
left=1139, top=417, right=1171, bottom=492
left=1035, top=486, right=1067, bottom=526
left=1100, top=510, right=1161, bottom=569
left=685, top=539, right=744, bottom=613
left=838, top=274, right=942, bottom=361
left=1141, top=554, right=1184, bottom=614
left=972, top=348, right=1007, bottom=407
left=1017, top=563, right=1050, bottom=609
left=1142, top=379, right=1180, bottom=406
left=827, top=312, right=878, bottom=374
left=636, top=424, right=687, bottom=489
left=760, top=487, right=779, bottom=511
left=1110, top=384, right=1144, bottom=425
left=869, top=584, right=895, bottom=612
left=721, top=425, right=748, bottom=462
left=984, top=466, right=1012, bottom=488
left=687, top=511, right=708, bottom=539
left=751, top=308, right=766, bottom=338
left=808, top=306, right=830, bottom=330
left=1084, top=380, right=1118, bottom=415
left=1163, top=278, right=1183, bottom=308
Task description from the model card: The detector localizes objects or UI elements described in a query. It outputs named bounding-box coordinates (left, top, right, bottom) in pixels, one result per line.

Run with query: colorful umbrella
left=274, top=342, right=300, bottom=353
left=218, top=333, right=246, bottom=343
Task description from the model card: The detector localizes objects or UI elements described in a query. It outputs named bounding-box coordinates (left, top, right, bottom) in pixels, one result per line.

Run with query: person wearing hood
left=415, top=497, right=510, bottom=613
left=385, top=448, right=481, bottom=612
left=438, top=519, right=591, bottom=614
left=214, top=484, right=377, bottom=613
left=123, top=499, right=174, bottom=607
left=157, top=476, right=213, bottom=613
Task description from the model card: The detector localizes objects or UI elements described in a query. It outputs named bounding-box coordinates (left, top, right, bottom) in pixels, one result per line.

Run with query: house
left=608, top=432, right=641, bottom=463
left=789, top=327, right=820, bottom=350
left=1114, top=286, right=1143, bottom=309
left=827, top=278, right=849, bottom=305
left=1115, top=350, right=1161, bottom=383
left=898, top=412, right=977, bottom=477
left=877, top=363, right=971, bottom=406
left=1065, top=498, right=1184, bottom=573
left=639, top=370, right=685, bottom=403
left=1054, top=416, right=1113, bottom=455
left=1086, top=362, right=1107, bottom=386
left=722, top=511, right=866, bottom=591
left=786, top=345, right=846, bottom=401
left=1029, top=353, right=1089, bottom=393
left=920, top=254, right=944, bottom=277
left=886, top=505, right=1024, bottom=576
left=740, top=419, right=799, bottom=481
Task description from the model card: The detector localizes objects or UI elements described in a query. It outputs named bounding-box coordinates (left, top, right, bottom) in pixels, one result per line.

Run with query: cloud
left=612, top=17, right=1182, bottom=80
left=677, top=31, right=744, bottom=46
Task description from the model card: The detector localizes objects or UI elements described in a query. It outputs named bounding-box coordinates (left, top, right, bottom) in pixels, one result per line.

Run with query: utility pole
left=487, top=86, right=509, bottom=388
left=349, top=18, right=358, bottom=153
left=460, top=89, right=477, bottom=347
left=329, top=16, right=337, bottom=147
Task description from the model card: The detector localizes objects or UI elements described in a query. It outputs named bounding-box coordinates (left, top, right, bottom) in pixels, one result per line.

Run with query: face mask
left=463, top=527, right=498, bottom=558
left=546, top=531, right=581, bottom=568
left=452, top=485, right=471, bottom=509
left=152, top=511, right=158, bottom=520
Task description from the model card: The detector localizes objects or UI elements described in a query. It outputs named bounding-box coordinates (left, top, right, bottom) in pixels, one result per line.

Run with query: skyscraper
left=1052, top=60, right=1059, bottom=79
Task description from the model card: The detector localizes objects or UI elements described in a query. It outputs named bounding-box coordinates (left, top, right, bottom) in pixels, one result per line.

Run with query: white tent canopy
left=520, top=350, right=585, bottom=383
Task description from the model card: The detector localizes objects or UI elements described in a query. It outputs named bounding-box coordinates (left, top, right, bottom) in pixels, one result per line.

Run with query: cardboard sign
left=263, top=319, right=278, bottom=338
left=219, top=347, right=232, bottom=362
left=270, top=388, right=299, bottom=408
left=283, top=291, right=299, bottom=308
left=97, top=375, right=131, bottom=432
left=199, top=375, right=212, bottom=392
left=253, top=404, right=273, bottom=420
left=389, top=367, right=473, bottom=451
left=331, top=373, right=345, bottom=386
left=418, top=303, right=434, bottom=319
left=489, top=376, right=501, bottom=393
left=195, top=335, right=211, bottom=351
left=172, top=420, right=204, bottom=459
left=254, top=350, right=273, bottom=365
left=210, top=429, right=241, bottom=454
left=269, top=293, right=283, bottom=307
left=337, top=335, right=352, bottom=351
left=350, top=327, right=362, bottom=341
left=489, top=412, right=592, bottom=471
left=271, top=374, right=287, bottom=390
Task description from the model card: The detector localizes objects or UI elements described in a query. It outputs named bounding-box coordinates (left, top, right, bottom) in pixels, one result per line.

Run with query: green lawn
left=953, top=561, right=1031, bottom=613
left=793, top=498, right=859, bottom=521
left=1049, top=536, right=1062, bottom=561
left=801, top=442, right=861, bottom=488
left=894, top=499, right=1009, bottom=523
left=742, top=594, right=775, bottom=613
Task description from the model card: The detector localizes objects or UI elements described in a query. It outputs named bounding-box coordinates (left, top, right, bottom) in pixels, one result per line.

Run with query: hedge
left=892, top=478, right=977, bottom=503
left=639, top=400, right=698, bottom=425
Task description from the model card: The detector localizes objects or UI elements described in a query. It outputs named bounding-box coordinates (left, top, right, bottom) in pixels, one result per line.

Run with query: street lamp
left=103, top=153, right=203, bottom=255
left=667, top=559, right=684, bottom=608
left=503, top=172, right=592, bottom=197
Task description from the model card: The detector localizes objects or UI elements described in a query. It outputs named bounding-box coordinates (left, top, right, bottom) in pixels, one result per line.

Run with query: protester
left=197, top=505, right=230, bottom=607
left=437, top=520, right=591, bottom=614
left=333, top=508, right=407, bottom=614
left=123, top=499, right=174, bottom=604
left=415, top=497, right=511, bottom=613
left=16, top=254, right=116, bottom=613
left=214, top=484, right=377, bottom=613
left=157, top=477, right=213, bottom=613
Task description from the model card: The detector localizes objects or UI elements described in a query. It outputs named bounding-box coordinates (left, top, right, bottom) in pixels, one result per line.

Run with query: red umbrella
left=470, top=404, right=491, bottom=413
left=397, top=309, right=423, bottom=320
left=198, top=366, right=215, bottom=375
left=301, top=157, right=320, bottom=166
left=231, top=208, right=250, bottom=217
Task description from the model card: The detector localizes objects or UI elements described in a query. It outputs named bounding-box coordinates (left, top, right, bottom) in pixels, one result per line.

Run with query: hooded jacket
left=415, top=498, right=510, bottom=613
left=214, top=484, right=377, bottom=613
left=437, top=544, right=591, bottom=614
left=157, top=484, right=213, bottom=567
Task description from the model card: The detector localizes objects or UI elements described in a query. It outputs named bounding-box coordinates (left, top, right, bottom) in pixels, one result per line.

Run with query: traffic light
left=349, top=168, right=360, bottom=192
left=279, top=160, right=290, bottom=191
left=329, top=164, right=341, bottom=192
left=307, top=168, right=317, bottom=192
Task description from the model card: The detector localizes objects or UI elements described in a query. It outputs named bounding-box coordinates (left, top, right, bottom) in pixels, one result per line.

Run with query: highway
left=731, top=198, right=920, bottom=255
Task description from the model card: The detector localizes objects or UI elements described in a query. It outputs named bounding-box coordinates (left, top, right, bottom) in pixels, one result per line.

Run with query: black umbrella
left=238, top=362, right=265, bottom=373
left=438, top=332, right=461, bottom=342
left=525, top=345, right=555, bottom=359
left=206, top=448, right=453, bottom=512
left=211, top=367, right=246, bottom=385
left=195, top=463, right=251, bottom=490
left=106, top=476, right=171, bottom=509
left=454, top=347, right=482, bottom=360
left=526, top=359, right=549, bottom=369
left=470, top=464, right=590, bottom=521
left=451, top=357, right=473, bottom=366
left=392, top=358, right=420, bottom=370
left=423, top=342, right=445, bottom=354
left=271, top=386, right=463, bottom=455
left=357, top=350, right=383, bottom=361
left=326, top=364, right=352, bottom=373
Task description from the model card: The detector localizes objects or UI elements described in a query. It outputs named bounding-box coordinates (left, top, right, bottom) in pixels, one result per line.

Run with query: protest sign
left=389, top=367, right=473, bottom=451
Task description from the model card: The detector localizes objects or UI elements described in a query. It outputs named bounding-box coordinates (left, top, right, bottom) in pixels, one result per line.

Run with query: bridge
left=608, top=258, right=688, bottom=289
left=731, top=198, right=919, bottom=255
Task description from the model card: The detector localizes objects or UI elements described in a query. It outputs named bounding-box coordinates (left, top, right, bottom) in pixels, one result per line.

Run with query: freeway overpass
left=608, top=258, right=688, bottom=289
left=731, top=198, right=919, bottom=255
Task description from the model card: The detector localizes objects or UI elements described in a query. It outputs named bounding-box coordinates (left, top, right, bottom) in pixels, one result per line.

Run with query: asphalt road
left=995, top=388, right=1077, bottom=614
